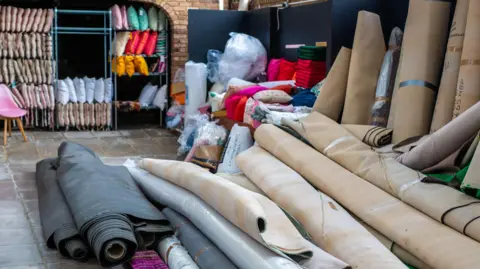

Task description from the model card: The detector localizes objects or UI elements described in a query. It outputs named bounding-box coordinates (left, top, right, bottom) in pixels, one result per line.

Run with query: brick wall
left=135, top=0, right=220, bottom=79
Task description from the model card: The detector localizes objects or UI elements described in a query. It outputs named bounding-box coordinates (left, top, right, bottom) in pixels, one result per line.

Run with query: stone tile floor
left=0, top=129, right=179, bottom=269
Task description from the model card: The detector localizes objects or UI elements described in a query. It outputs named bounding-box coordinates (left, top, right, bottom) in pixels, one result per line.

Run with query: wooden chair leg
left=7, top=119, right=11, bottom=137
left=3, top=119, right=7, bottom=146
left=15, top=118, right=27, bottom=142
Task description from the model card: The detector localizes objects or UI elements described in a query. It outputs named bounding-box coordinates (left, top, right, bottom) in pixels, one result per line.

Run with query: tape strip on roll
left=447, top=46, right=462, bottom=52
left=399, top=80, right=438, bottom=92
left=460, top=59, right=480, bottom=66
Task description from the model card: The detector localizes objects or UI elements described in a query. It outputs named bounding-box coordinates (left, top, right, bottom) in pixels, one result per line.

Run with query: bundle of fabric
left=0, top=59, right=53, bottom=85
left=156, top=31, right=167, bottom=56
left=225, top=85, right=267, bottom=120
left=11, top=83, right=55, bottom=129
left=0, top=33, right=52, bottom=60
left=254, top=124, right=480, bottom=269
left=291, top=89, right=316, bottom=107
left=37, top=142, right=174, bottom=267
left=128, top=166, right=350, bottom=269
left=158, top=236, right=199, bottom=269
left=129, top=250, right=169, bottom=269
left=295, top=46, right=326, bottom=88
left=0, top=7, right=53, bottom=33
left=56, top=103, right=111, bottom=130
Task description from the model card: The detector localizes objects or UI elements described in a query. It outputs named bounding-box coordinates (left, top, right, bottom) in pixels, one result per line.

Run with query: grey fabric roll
left=128, top=167, right=304, bottom=269
left=36, top=158, right=89, bottom=261
left=163, top=208, right=238, bottom=269
left=54, top=142, right=173, bottom=267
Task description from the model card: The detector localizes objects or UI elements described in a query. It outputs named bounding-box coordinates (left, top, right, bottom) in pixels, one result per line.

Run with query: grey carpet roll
left=36, top=158, right=89, bottom=261
left=163, top=208, right=238, bottom=269
left=128, top=167, right=305, bottom=269
left=54, top=142, right=173, bottom=267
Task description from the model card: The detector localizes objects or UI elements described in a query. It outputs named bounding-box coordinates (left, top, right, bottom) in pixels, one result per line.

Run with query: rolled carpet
left=216, top=173, right=266, bottom=195
left=139, top=159, right=313, bottom=261
left=312, top=47, right=351, bottom=122
left=341, top=124, right=393, bottom=147
left=55, top=142, right=173, bottom=267
left=342, top=11, right=385, bottom=124
left=162, top=208, right=238, bottom=269
left=128, top=167, right=348, bottom=269
left=430, top=0, right=470, bottom=132
left=254, top=124, right=480, bottom=269
left=397, top=101, right=480, bottom=171
left=461, top=139, right=480, bottom=196
left=158, top=236, right=200, bottom=269
left=36, top=158, right=89, bottom=261
left=237, top=146, right=407, bottom=269
left=392, top=0, right=451, bottom=142
left=453, top=0, right=480, bottom=118
left=283, top=112, right=480, bottom=243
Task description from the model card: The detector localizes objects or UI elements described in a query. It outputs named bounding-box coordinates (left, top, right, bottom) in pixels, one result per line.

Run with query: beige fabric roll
left=453, top=0, right=480, bottom=118
left=312, top=47, right=351, bottom=122
left=460, top=135, right=480, bottom=191
left=341, top=124, right=392, bottom=147
left=430, top=0, right=470, bottom=132
left=392, top=0, right=451, bottom=142
left=284, top=112, right=480, bottom=242
left=254, top=124, right=480, bottom=269
left=237, top=146, right=406, bottom=269
left=139, top=159, right=315, bottom=260
left=342, top=11, right=385, bottom=124
left=216, top=173, right=265, bottom=195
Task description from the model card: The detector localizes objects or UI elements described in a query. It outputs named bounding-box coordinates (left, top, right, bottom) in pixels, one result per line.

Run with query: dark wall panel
left=241, top=8, right=274, bottom=57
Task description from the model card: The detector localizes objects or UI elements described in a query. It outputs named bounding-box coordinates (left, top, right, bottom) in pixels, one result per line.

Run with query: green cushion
left=127, top=6, right=140, bottom=30
left=148, top=7, right=158, bottom=31
left=138, top=7, right=149, bottom=31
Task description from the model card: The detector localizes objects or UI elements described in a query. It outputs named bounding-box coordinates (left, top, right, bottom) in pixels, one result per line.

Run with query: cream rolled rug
left=312, top=47, right=351, bottom=122
left=236, top=146, right=407, bottom=269
left=254, top=124, right=480, bottom=269
left=217, top=173, right=266, bottom=195
left=283, top=112, right=480, bottom=243
left=430, top=0, right=470, bottom=132
left=453, top=0, right=480, bottom=118
left=392, top=0, right=451, bottom=142
left=139, top=159, right=314, bottom=261
left=342, top=11, right=385, bottom=124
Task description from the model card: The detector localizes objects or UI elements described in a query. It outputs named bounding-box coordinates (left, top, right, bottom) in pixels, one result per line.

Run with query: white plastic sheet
left=158, top=236, right=199, bottom=269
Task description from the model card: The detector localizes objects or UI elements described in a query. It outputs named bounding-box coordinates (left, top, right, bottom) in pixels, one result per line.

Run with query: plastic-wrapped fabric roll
left=341, top=124, right=392, bottom=148
left=139, top=159, right=314, bottom=261
left=342, top=11, right=385, bottom=124
left=370, top=28, right=403, bottom=127
left=430, top=0, right=470, bottom=132
left=158, top=236, right=200, bottom=269
left=283, top=112, right=480, bottom=243
left=392, top=0, right=451, bottom=143
left=237, top=146, right=406, bottom=269
left=127, top=167, right=312, bottom=269
left=254, top=124, right=480, bottom=269
left=163, top=208, right=238, bottom=269
left=312, top=47, right=351, bottom=122
left=185, top=61, right=207, bottom=119
left=217, top=173, right=265, bottom=195
left=453, top=0, right=480, bottom=118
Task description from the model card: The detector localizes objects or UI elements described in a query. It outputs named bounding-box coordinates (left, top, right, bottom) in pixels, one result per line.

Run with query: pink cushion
left=112, top=5, right=123, bottom=30
left=267, top=58, right=282, bottom=81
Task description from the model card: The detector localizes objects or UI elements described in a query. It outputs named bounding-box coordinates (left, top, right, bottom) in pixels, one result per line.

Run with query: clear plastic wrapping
left=158, top=236, right=199, bottom=269
left=177, top=114, right=210, bottom=155
left=207, top=49, right=222, bottom=83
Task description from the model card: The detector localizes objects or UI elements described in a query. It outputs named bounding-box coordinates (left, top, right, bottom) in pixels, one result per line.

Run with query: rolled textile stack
left=237, top=146, right=407, bottom=269
left=295, top=46, right=326, bottom=88
left=430, top=0, right=470, bottom=132
left=128, top=167, right=349, bottom=269
left=342, top=11, right=385, bottom=125
left=453, top=0, right=480, bottom=118
left=254, top=124, right=480, bottom=269
left=156, top=31, right=167, bottom=56
left=283, top=112, right=480, bottom=243
left=370, top=27, right=403, bottom=127
left=392, top=0, right=451, bottom=143
left=312, top=47, right=351, bottom=122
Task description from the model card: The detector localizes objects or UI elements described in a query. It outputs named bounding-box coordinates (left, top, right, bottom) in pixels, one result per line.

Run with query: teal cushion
left=138, top=7, right=149, bottom=31
left=127, top=6, right=140, bottom=30
left=148, top=7, right=158, bottom=31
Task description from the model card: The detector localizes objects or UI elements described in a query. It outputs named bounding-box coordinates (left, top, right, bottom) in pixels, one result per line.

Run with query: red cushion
left=234, top=96, right=249, bottom=122
left=135, top=30, right=150, bottom=55
left=144, top=31, right=158, bottom=56
left=124, top=31, right=140, bottom=54
left=277, top=59, right=296, bottom=80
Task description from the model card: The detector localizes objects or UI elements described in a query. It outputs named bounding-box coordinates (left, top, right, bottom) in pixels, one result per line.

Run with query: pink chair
left=0, top=84, right=27, bottom=146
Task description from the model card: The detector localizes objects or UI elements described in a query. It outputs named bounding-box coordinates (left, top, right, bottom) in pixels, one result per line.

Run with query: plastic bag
left=217, top=124, right=253, bottom=174
left=218, top=32, right=267, bottom=85
left=166, top=104, right=184, bottom=129
left=138, top=83, right=158, bottom=107
left=207, top=49, right=223, bottom=83
left=177, top=113, right=209, bottom=155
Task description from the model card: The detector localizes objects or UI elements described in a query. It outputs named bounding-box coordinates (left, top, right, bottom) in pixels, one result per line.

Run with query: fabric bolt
left=158, top=236, right=199, bottom=269
left=225, top=86, right=267, bottom=119
left=254, top=124, right=480, bottom=269
left=277, top=59, right=296, bottom=81
left=291, top=90, right=316, bottom=108
left=267, top=58, right=282, bottom=81
left=139, top=159, right=315, bottom=261
left=36, top=158, right=90, bottom=261
left=54, top=142, right=173, bottom=266
left=392, top=0, right=451, bottom=142
left=237, top=146, right=405, bottom=269
left=370, top=27, right=403, bottom=127
left=128, top=167, right=318, bottom=269
left=342, top=11, right=385, bottom=124
left=283, top=112, right=480, bottom=244
left=453, top=0, right=480, bottom=118
left=341, top=124, right=393, bottom=148
left=217, top=173, right=265, bottom=195
left=430, top=0, right=470, bottom=132
left=129, top=250, right=169, bottom=269
left=163, top=208, right=238, bottom=269
left=396, top=101, right=480, bottom=171
left=313, top=47, right=351, bottom=122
